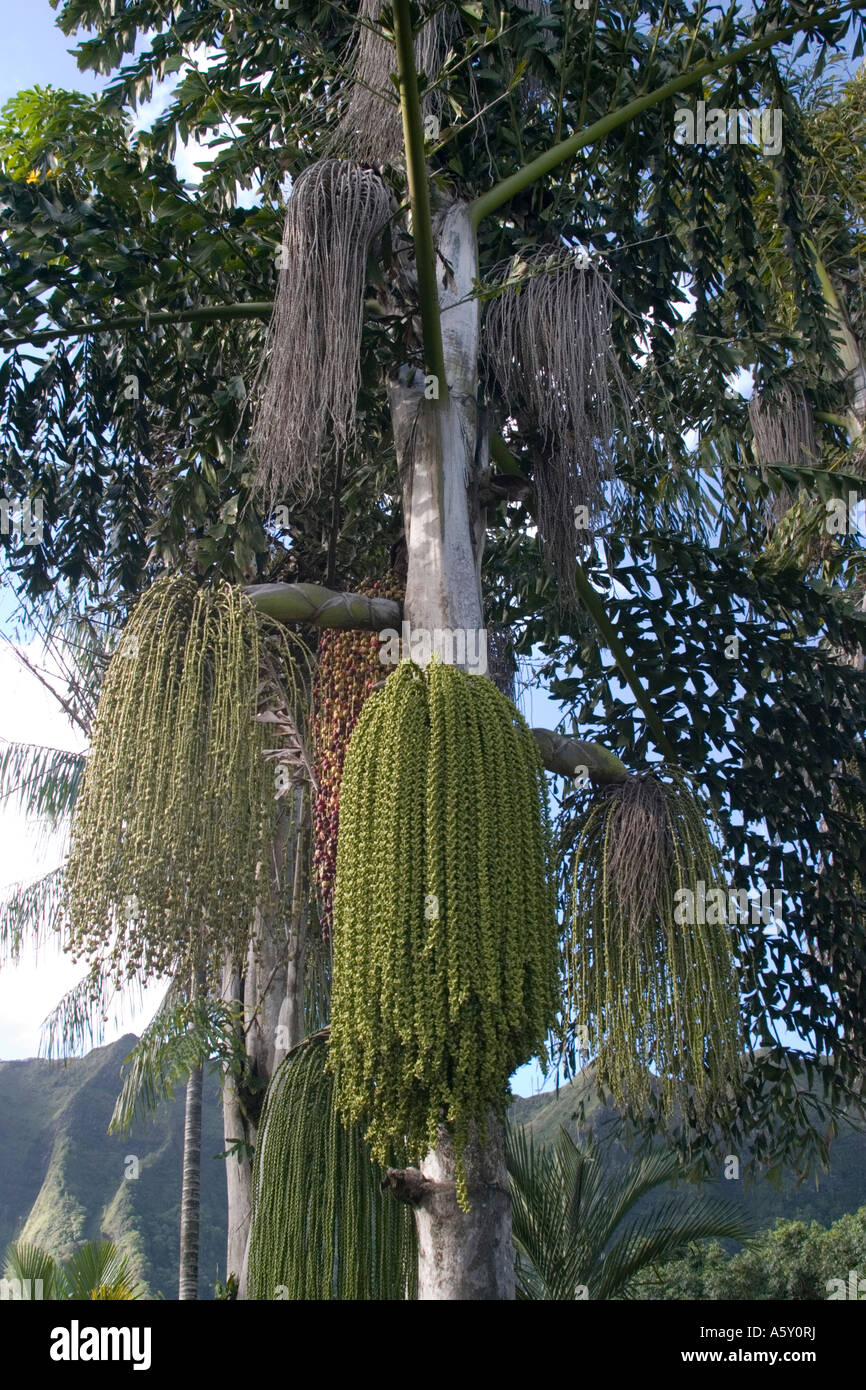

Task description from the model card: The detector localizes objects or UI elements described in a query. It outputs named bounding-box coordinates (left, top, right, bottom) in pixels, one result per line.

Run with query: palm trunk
left=223, top=788, right=311, bottom=1297
left=178, top=1059, right=203, bottom=1300
left=388, top=201, right=515, bottom=1300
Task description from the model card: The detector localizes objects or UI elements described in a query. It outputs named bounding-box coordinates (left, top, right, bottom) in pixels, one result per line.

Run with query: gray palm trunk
left=224, top=203, right=515, bottom=1300
left=178, top=1059, right=203, bottom=1300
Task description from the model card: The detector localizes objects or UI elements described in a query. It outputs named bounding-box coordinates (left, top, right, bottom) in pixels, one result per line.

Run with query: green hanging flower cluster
left=247, top=1032, right=417, bottom=1301
left=566, top=768, right=744, bottom=1125
left=329, top=659, right=558, bottom=1207
left=64, top=575, right=311, bottom=987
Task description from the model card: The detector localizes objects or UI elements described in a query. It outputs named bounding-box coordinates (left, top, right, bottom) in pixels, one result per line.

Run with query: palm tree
left=3, top=1240, right=146, bottom=1300
left=506, top=1125, right=750, bottom=1301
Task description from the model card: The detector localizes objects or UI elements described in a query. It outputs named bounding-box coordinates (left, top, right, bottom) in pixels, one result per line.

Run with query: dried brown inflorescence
left=485, top=248, right=628, bottom=608
left=329, top=0, right=454, bottom=167
left=250, top=159, right=391, bottom=506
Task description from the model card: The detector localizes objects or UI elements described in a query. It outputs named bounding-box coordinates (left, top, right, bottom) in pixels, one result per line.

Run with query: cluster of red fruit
left=311, top=574, right=404, bottom=938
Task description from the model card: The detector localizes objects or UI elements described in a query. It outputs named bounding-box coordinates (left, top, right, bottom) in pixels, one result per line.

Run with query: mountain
left=509, top=1072, right=866, bottom=1230
left=0, top=1035, right=228, bottom=1299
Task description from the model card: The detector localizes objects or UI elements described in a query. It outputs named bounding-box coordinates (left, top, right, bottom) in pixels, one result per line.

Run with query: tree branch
left=244, top=582, right=401, bottom=630
left=381, top=1167, right=435, bottom=1205
left=393, top=0, right=446, bottom=392
left=0, top=301, right=273, bottom=351
left=531, top=729, right=628, bottom=784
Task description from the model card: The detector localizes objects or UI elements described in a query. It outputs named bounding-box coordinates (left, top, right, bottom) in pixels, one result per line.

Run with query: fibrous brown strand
left=329, top=1, right=453, bottom=167
left=749, top=387, right=818, bottom=524
left=484, top=249, right=629, bottom=609
left=566, top=769, right=744, bottom=1127
left=250, top=159, right=391, bottom=506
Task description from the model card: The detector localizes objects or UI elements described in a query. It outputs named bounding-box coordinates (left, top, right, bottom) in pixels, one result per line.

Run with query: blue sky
left=0, top=4, right=103, bottom=110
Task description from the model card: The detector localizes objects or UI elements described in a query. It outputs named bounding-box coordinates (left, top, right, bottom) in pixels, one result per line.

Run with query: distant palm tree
left=1, top=604, right=224, bottom=1302
left=507, top=1125, right=750, bottom=1300
left=3, top=1240, right=146, bottom=1300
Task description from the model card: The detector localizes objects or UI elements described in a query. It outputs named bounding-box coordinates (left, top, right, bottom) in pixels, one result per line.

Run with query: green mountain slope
left=0, top=1035, right=227, bottom=1299
left=510, top=1072, right=866, bottom=1230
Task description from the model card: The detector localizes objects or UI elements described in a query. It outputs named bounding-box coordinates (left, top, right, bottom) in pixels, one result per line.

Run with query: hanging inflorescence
left=64, top=575, right=312, bottom=988
left=311, top=573, right=404, bottom=939
left=565, top=768, right=744, bottom=1127
left=749, top=386, right=817, bottom=468
left=246, top=1032, right=417, bottom=1301
left=328, top=0, right=453, bottom=167
left=484, top=248, right=629, bottom=609
left=328, top=659, right=558, bottom=1207
left=749, top=386, right=818, bottom=524
left=250, top=159, right=392, bottom=505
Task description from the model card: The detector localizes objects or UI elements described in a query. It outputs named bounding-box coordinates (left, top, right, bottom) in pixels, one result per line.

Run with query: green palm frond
left=0, top=738, right=84, bottom=827
left=507, top=1125, right=751, bottom=1301
left=62, top=1242, right=145, bottom=1301
left=0, top=866, right=65, bottom=964
left=40, top=965, right=139, bottom=1060
left=594, top=1192, right=749, bottom=1301
left=3, top=1239, right=145, bottom=1301
left=109, top=985, right=246, bottom=1135
left=3, top=1242, right=64, bottom=1300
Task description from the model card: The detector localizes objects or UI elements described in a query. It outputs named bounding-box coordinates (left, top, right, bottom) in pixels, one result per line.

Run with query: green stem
left=0, top=301, right=273, bottom=351
left=470, top=4, right=858, bottom=229
left=489, top=432, right=530, bottom=481
left=572, top=565, right=677, bottom=760
left=806, top=236, right=865, bottom=440
left=392, top=0, right=446, bottom=393
left=531, top=728, right=628, bottom=784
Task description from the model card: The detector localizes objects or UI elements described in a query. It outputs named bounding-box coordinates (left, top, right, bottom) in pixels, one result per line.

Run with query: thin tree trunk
left=221, top=956, right=253, bottom=1288
left=222, top=787, right=310, bottom=1299
left=389, top=201, right=516, bottom=1300
left=178, top=1059, right=203, bottom=1300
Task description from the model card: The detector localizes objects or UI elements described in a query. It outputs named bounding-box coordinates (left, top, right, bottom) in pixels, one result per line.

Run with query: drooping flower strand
left=64, top=575, right=313, bottom=989
left=566, top=769, right=744, bottom=1126
left=311, top=572, right=404, bottom=939
left=250, top=159, right=391, bottom=505
left=247, top=1033, right=416, bottom=1301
